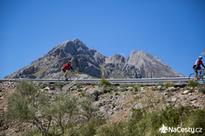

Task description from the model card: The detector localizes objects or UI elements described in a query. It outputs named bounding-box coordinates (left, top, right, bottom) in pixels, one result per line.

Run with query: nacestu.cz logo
left=159, top=124, right=203, bottom=134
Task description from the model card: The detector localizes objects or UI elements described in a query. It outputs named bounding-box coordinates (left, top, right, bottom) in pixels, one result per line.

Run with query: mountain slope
left=127, top=50, right=179, bottom=78
left=7, top=39, right=105, bottom=79
left=6, top=39, right=180, bottom=79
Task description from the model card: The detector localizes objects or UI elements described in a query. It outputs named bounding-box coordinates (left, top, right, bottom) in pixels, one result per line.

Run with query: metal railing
left=0, top=77, right=189, bottom=85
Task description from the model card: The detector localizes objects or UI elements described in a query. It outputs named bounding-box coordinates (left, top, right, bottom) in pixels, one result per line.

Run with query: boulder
left=182, top=90, right=190, bottom=95
left=167, top=87, right=176, bottom=92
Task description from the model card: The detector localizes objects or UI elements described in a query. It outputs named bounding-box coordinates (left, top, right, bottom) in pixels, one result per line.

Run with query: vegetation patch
left=198, top=87, right=205, bottom=94
left=4, top=82, right=205, bottom=136
left=99, top=78, right=111, bottom=86
left=188, top=80, right=199, bottom=88
left=6, top=81, right=102, bottom=136
left=163, top=81, right=174, bottom=88
left=96, top=106, right=205, bottom=136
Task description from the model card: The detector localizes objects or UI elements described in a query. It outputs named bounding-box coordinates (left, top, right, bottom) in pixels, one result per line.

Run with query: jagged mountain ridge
left=6, top=39, right=180, bottom=79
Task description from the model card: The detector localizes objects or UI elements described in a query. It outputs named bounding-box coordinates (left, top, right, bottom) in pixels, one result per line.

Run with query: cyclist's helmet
left=198, top=56, right=203, bottom=60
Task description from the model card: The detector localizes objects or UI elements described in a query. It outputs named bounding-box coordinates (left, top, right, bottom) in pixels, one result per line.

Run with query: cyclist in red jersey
left=62, top=58, right=73, bottom=81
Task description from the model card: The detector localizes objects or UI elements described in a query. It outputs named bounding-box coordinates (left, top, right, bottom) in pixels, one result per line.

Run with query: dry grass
left=136, top=88, right=166, bottom=112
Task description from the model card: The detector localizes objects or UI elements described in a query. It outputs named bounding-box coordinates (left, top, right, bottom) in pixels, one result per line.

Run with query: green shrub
left=99, top=78, right=111, bottom=86
left=133, top=84, right=140, bottom=92
left=49, top=93, right=78, bottom=135
left=136, top=89, right=166, bottom=111
left=7, top=82, right=53, bottom=136
left=126, top=109, right=148, bottom=136
left=79, top=91, right=86, bottom=97
left=7, top=92, right=35, bottom=121
left=6, top=81, right=79, bottom=136
left=79, top=118, right=105, bottom=136
left=164, top=81, right=173, bottom=88
left=16, top=81, right=38, bottom=97
left=188, top=80, right=199, bottom=88
left=22, top=129, right=41, bottom=136
left=189, top=110, right=205, bottom=135
left=54, top=82, right=65, bottom=90
left=198, top=87, right=205, bottom=94
left=96, top=106, right=205, bottom=136
left=159, top=106, right=191, bottom=126
left=96, top=122, right=125, bottom=136
left=80, top=99, right=98, bottom=121
left=129, top=107, right=192, bottom=135
left=7, top=81, right=39, bottom=122
left=66, top=126, right=81, bottom=136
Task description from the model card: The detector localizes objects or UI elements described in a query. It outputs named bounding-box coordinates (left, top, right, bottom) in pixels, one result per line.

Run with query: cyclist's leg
left=199, top=67, right=203, bottom=80
left=198, top=66, right=202, bottom=80
left=64, top=70, right=69, bottom=81
left=194, top=68, right=198, bottom=80
left=67, top=70, right=73, bottom=80
left=199, top=67, right=202, bottom=75
left=202, top=69, right=205, bottom=83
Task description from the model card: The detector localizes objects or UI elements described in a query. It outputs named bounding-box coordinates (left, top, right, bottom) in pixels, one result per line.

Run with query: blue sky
left=1, top=0, right=205, bottom=78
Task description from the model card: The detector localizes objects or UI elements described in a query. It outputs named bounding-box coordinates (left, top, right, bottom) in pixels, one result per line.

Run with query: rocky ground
left=0, top=81, right=205, bottom=135
left=0, top=82, right=16, bottom=136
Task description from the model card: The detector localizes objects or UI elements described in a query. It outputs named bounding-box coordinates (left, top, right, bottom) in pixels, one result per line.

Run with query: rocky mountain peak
left=6, top=39, right=180, bottom=79
left=128, top=50, right=143, bottom=65
left=105, top=54, right=126, bottom=64
left=48, top=39, right=89, bottom=57
left=128, top=50, right=157, bottom=67
left=126, top=50, right=179, bottom=78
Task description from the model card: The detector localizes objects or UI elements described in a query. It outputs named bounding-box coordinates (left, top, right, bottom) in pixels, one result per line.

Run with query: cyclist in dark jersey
left=193, top=56, right=205, bottom=78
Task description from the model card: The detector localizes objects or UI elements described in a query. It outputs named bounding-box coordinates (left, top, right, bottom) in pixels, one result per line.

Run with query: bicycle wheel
left=188, top=73, right=196, bottom=81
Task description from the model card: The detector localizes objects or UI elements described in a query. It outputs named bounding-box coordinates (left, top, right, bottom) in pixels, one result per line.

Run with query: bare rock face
left=6, top=39, right=180, bottom=79
left=105, top=54, right=126, bottom=64
left=127, top=50, right=179, bottom=78
left=102, top=50, right=179, bottom=78
left=103, top=54, right=140, bottom=78
left=102, top=64, right=141, bottom=78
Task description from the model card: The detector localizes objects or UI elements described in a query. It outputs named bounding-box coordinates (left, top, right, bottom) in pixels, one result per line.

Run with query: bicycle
left=189, top=68, right=205, bottom=83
